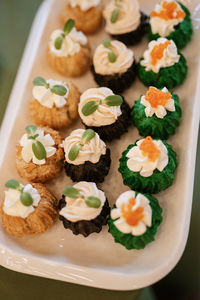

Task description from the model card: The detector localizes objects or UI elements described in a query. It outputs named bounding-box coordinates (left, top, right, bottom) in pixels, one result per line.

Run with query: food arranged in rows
left=1, top=0, right=193, bottom=251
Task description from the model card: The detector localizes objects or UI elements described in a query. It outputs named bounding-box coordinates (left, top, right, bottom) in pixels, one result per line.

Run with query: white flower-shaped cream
left=49, top=27, right=87, bottom=57
left=33, top=79, right=69, bottom=108
left=140, top=38, right=180, bottom=73
left=3, top=184, right=40, bottom=218
left=69, top=0, right=100, bottom=11
left=150, top=0, right=186, bottom=37
left=111, top=191, right=152, bottom=236
left=126, top=137, right=168, bottom=177
left=20, top=129, right=56, bottom=165
left=141, top=86, right=175, bottom=118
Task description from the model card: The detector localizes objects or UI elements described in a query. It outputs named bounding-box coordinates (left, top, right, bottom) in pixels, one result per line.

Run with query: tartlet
left=119, top=136, right=178, bottom=194
left=30, top=77, right=80, bottom=129
left=47, top=19, right=91, bottom=77
left=1, top=180, right=57, bottom=237
left=91, top=39, right=137, bottom=94
left=78, top=87, right=131, bottom=142
left=132, top=86, right=182, bottom=139
left=63, top=128, right=111, bottom=182
left=61, top=0, right=103, bottom=34
left=148, top=0, right=193, bottom=49
left=103, top=0, right=149, bottom=46
left=59, top=181, right=110, bottom=237
left=16, top=125, right=64, bottom=183
left=137, top=37, right=187, bottom=89
left=108, top=190, right=162, bottom=250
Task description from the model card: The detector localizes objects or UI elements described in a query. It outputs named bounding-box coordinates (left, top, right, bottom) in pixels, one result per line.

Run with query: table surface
left=0, top=0, right=199, bottom=299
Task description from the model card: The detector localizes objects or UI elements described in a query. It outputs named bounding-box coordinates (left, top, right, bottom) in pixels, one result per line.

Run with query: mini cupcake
left=137, top=38, right=187, bottom=89
left=103, top=0, right=149, bottom=45
left=61, top=0, right=103, bottom=34
left=108, top=190, right=162, bottom=249
left=47, top=19, right=91, bottom=77
left=148, top=0, right=193, bottom=49
left=30, top=77, right=80, bottom=129
left=91, top=39, right=137, bottom=93
left=16, top=125, right=64, bottom=183
left=63, top=128, right=111, bottom=182
left=1, top=179, right=57, bottom=237
left=78, top=87, right=131, bottom=141
left=132, top=86, right=182, bottom=139
left=119, top=136, right=178, bottom=194
left=59, top=182, right=110, bottom=237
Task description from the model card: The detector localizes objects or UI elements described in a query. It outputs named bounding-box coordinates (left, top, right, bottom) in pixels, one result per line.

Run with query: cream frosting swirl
left=93, top=40, right=134, bottom=75
left=3, top=184, right=41, bottom=218
left=33, top=79, right=69, bottom=108
left=103, top=0, right=141, bottom=34
left=111, top=191, right=152, bottom=236
left=78, top=87, right=122, bottom=126
left=141, top=87, right=175, bottom=119
left=69, top=0, right=100, bottom=11
left=49, top=27, right=87, bottom=57
left=63, top=129, right=106, bottom=165
left=59, top=181, right=106, bottom=222
left=20, top=129, right=56, bottom=165
left=150, top=1, right=186, bottom=37
left=140, top=38, right=180, bottom=73
left=126, top=138, right=169, bottom=177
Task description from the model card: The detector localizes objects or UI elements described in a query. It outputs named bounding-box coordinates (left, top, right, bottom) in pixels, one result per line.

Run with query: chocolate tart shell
left=64, top=148, right=111, bottom=183
left=83, top=99, right=131, bottom=142
left=59, top=196, right=110, bottom=237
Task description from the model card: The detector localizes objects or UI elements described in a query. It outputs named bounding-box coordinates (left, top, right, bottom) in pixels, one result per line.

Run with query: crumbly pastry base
left=47, top=44, right=91, bottom=77
left=16, top=127, right=64, bottom=183
left=132, top=92, right=182, bottom=140
left=64, top=148, right=111, bottom=183
left=30, top=81, right=80, bottom=129
left=0, top=183, right=58, bottom=237
left=108, top=194, right=162, bottom=250
left=60, top=3, right=103, bottom=34
left=83, top=99, right=131, bottom=142
left=110, top=12, right=149, bottom=46
left=59, top=196, right=110, bottom=237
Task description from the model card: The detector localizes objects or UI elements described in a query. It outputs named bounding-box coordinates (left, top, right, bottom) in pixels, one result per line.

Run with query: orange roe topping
left=151, top=1, right=186, bottom=21
left=140, top=136, right=161, bottom=162
left=121, top=197, right=144, bottom=226
left=145, top=87, right=171, bottom=108
left=150, top=40, right=171, bottom=66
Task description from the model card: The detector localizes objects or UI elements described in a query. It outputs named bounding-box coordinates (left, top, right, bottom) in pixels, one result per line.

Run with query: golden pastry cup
left=16, top=127, right=64, bottom=183
left=0, top=183, right=58, bottom=237
left=30, top=81, right=80, bottom=129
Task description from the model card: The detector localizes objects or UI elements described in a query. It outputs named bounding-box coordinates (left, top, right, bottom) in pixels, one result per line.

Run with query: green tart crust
left=148, top=2, right=193, bottom=49
left=118, top=140, right=178, bottom=194
left=108, top=193, right=162, bottom=250
left=137, top=52, right=187, bottom=89
left=132, top=91, right=182, bottom=139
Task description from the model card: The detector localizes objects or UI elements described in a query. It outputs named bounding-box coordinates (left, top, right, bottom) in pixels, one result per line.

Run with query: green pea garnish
left=5, top=179, right=34, bottom=207
left=50, top=85, right=67, bottom=96
left=54, top=18, right=75, bottom=50
left=85, top=196, right=101, bottom=208
left=110, top=8, right=119, bottom=23
left=32, top=141, right=46, bottom=160
left=20, top=192, right=34, bottom=207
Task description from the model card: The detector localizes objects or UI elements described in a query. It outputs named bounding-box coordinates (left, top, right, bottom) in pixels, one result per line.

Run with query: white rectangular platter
left=0, top=0, right=200, bottom=291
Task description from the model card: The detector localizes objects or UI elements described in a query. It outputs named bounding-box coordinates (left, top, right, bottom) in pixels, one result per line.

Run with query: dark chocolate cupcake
left=148, top=1, right=193, bottom=49
left=103, top=0, right=148, bottom=46
left=78, top=87, right=131, bottom=142
left=91, top=39, right=137, bottom=94
left=63, top=128, right=111, bottom=182
left=59, top=182, right=110, bottom=237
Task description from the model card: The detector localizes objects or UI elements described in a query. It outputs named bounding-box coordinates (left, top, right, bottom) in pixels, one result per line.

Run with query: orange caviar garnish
left=150, top=40, right=170, bottom=66
left=140, top=136, right=161, bottom=162
left=151, top=1, right=186, bottom=21
left=121, top=197, right=144, bottom=226
left=145, top=87, right=171, bottom=108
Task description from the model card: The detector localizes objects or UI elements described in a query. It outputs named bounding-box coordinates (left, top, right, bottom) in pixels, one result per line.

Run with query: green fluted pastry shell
left=132, top=91, right=182, bottom=139
left=108, top=194, right=162, bottom=250
left=148, top=2, right=193, bottom=49
left=137, top=52, right=187, bottom=89
left=118, top=141, right=178, bottom=194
